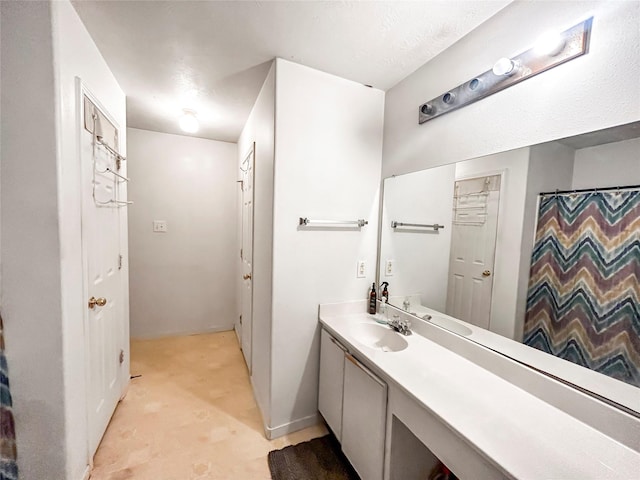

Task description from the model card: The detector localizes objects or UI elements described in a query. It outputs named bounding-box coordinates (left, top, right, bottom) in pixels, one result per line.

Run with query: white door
left=446, top=175, right=501, bottom=329
left=80, top=87, right=127, bottom=457
left=240, top=144, right=255, bottom=373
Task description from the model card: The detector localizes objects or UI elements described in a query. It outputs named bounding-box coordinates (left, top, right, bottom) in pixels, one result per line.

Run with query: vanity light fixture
left=179, top=109, right=199, bottom=133
left=418, top=17, right=592, bottom=124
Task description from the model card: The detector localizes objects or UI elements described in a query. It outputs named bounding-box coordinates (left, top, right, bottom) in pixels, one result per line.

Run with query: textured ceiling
left=72, top=1, right=511, bottom=143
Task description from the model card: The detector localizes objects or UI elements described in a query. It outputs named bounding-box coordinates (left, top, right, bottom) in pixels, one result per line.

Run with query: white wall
left=237, top=63, right=275, bottom=426
left=454, top=149, right=530, bottom=339
left=127, top=128, right=237, bottom=338
left=1, top=3, right=66, bottom=478
left=270, top=59, right=384, bottom=434
left=572, top=137, right=640, bottom=189
left=1, top=1, right=127, bottom=478
left=383, top=0, right=640, bottom=177
left=380, top=165, right=456, bottom=311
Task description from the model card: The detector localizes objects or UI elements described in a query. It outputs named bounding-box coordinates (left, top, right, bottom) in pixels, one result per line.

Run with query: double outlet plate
left=356, top=259, right=394, bottom=278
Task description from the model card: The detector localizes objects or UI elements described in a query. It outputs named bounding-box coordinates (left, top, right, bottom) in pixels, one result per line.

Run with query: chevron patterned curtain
left=0, top=314, right=17, bottom=480
left=523, top=190, right=640, bottom=388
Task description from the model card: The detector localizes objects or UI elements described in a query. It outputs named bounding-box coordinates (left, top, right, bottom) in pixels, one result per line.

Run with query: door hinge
left=240, top=248, right=243, bottom=259
left=118, top=255, right=123, bottom=270
left=119, top=349, right=125, bottom=364
left=239, top=314, right=242, bottom=325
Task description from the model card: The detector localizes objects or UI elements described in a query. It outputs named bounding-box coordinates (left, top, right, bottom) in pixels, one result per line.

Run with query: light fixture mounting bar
left=418, top=17, right=592, bottom=124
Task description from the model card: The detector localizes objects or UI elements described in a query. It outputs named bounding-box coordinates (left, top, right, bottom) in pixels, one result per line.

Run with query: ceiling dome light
left=534, top=32, right=566, bottom=57
left=179, top=109, right=199, bottom=133
left=492, top=57, right=516, bottom=76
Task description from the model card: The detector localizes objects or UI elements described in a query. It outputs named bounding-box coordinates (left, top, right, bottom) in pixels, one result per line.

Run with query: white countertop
left=319, top=302, right=640, bottom=479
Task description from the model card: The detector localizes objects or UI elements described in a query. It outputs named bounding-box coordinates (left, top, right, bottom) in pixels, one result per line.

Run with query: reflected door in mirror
left=446, top=175, right=501, bottom=329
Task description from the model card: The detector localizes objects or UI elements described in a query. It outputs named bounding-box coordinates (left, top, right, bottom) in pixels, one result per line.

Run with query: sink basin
left=430, top=316, right=472, bottom=337
left=350, top=322, right=408, bottom=352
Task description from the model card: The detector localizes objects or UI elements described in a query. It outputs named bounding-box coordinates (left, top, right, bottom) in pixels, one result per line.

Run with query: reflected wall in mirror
left=379, top=121, right=640, bottom=401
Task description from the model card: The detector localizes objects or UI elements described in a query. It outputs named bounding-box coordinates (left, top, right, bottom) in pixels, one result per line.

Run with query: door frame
left=76, top=78, right=128, bottom=461
left=239, top=142, right=256, bottom=374
left=447, top=169, right=506, bottom=329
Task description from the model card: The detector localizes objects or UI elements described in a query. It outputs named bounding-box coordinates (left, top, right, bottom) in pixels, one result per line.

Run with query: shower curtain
left=0, top=315, right=17, bottom=480
left=523, top=190, right=640, bottom=388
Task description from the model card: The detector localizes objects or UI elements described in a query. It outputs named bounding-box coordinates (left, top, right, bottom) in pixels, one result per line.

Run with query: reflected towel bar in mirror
left=391, top=221, right=445, bottom=231
left=299, top=217, right=368, bottom=227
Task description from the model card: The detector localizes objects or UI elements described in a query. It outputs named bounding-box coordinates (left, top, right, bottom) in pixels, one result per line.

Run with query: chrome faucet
left=388, top=314, right=412, bottom=336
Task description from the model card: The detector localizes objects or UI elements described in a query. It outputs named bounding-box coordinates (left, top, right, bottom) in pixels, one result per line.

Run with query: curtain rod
left=539, top=184, right=640, bottom=196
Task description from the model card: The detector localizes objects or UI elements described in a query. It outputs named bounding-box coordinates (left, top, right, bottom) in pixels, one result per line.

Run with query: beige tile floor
left=90, top=331, right=328, bottom=480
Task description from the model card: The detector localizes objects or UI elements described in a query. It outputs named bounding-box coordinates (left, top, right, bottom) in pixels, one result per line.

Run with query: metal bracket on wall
left=418, top=17, right=592, bottom=124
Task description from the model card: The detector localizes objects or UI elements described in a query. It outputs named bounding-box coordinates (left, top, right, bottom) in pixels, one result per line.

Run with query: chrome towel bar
left=299, top=217, right=368, bottom=227
left=391, top=221, right=444, bottom=231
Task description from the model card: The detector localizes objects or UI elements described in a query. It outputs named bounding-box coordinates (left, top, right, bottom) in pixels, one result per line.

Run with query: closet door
left=342, top=353, right=387, bottom=480
left=318, top=329, right=346, bottom=440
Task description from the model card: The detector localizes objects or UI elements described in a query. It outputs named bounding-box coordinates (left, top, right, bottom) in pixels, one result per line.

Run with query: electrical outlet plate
left=357, top=260, right=366, bottom=278
left=153, top=220, right=168, bottom=233
left=385, top=259, right=394, bottom=276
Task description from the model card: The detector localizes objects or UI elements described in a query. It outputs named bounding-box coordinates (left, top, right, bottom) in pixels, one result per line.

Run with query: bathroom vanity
left=318, top=300, right=640, bottom=480
left=319, top=327, right=388, bottom=480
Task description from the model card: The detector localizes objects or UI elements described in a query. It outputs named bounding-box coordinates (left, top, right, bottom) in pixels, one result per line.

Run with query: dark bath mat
left=268, top=434, right=360, bottom=480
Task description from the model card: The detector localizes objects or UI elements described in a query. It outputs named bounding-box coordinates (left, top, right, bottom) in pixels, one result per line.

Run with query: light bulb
left=179, top=110, right=199, bottom=133
left=534, top=32, right=566, bottom=57
left=492, top=57, right=516, bottom=76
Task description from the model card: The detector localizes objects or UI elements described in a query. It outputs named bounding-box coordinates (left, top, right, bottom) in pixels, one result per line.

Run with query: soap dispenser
left=368, top=283, right=377, bottom=314
left=380, top=282, right=389, bottom=302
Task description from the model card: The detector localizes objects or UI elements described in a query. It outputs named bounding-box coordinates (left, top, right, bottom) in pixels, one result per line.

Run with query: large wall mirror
left=378, top=121, right=640, bottom=414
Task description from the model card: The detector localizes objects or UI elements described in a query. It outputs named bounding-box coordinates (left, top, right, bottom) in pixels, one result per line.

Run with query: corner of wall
left=1, top=1, right=68, bottom=478
left=237, top=60, right=276, bottom=430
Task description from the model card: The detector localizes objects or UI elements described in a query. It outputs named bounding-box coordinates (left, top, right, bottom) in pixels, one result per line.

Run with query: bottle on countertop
left=380, top=282, right=389, bottom=302
left=368, top=282, right=377, bottom=314
left=379, top=295, right=389, bottom=320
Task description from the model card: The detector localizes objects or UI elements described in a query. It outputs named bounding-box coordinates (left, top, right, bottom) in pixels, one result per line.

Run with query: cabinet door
left=342, top=353, right=387, bottom=480
left=319, top=329, right=346, bottom=441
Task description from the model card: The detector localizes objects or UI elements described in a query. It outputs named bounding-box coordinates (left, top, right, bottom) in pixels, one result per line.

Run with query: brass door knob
left=88, top=296, right=107, bottom=309
left=482, top=270, right=492, bottom=277
left=243, top=274, right=252, bottom=280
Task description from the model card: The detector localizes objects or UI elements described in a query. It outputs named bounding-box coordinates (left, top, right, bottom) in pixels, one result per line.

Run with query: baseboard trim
left=131, top=325, right=234, bottom=340
left=264, top=412, right=321, bottom=440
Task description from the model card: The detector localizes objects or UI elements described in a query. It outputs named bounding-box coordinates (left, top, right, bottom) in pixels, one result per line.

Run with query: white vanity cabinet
left=319, top=328, right=387, bottom=480
left=342, top=352, right=387, bottom=480
left=319, top=329, right=347, bottom=440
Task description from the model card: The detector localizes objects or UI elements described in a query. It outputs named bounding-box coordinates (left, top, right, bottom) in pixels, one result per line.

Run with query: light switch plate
left=385, top=259, right=394, bottom=276
left=153, top=220, right=168, bottom=233
left=357, top=260, right=366, bottom=278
